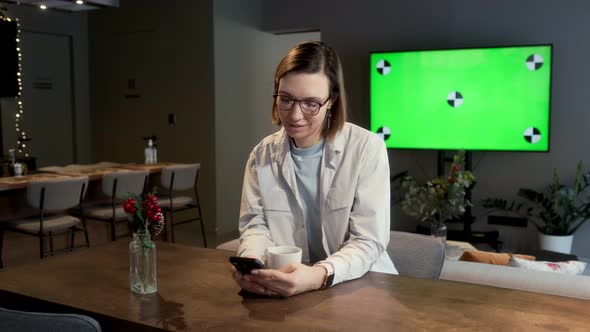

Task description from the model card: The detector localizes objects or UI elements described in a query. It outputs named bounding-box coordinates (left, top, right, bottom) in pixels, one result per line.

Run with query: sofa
left=440, top=260, right=590, bottom=300
left=440, top=243, right=590, bottom=300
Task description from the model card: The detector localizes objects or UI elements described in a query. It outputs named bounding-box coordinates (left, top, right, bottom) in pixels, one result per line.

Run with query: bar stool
left=84, top=170, right=148, bottom=241
left=158, top=163, right=206, bottom=247
left=0, top=176, right=90, bottom=268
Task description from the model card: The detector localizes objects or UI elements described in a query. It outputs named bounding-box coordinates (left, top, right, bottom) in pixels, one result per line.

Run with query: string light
left=3, top=15, right=31, bottom=159
left=1, top=11, right=30, bottom=159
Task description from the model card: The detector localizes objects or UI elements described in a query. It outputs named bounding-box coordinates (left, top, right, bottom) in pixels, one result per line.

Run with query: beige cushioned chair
left=0, top=176, right=90, bottom=267
left=158, top=163, right=206, bottom=247
left=84, top=170, right=148, bottom=241
left=387, top=231, right=446, bottom=279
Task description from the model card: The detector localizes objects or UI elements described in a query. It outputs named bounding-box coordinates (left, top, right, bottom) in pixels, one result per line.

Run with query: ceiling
left=1, top=0, right=119, bottom=12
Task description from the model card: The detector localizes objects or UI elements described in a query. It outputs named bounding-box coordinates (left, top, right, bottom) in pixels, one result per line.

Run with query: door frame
left=15, top=29, right=78, bottom=164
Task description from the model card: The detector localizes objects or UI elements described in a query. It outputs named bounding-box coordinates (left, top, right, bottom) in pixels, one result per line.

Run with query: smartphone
left=229, top=256, right=266, bottom=275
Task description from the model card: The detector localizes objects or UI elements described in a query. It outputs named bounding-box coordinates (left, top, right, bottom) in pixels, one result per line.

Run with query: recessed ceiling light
left=39, top=4, right=47, bottom=10
left=76, top=0, right=84, bottom=4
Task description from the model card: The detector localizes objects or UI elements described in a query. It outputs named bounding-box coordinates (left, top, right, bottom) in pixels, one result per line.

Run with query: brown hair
left=271, top=41, right=347, bottom=140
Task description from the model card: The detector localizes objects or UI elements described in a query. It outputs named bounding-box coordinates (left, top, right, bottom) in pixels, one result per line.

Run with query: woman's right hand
left=230, top=261, right=274, bottom=296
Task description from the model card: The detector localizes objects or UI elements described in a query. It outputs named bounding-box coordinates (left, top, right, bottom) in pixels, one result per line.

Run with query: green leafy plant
left=401, top=151, right=476, bottom=225
left=481, top=161, right=590, bottom=235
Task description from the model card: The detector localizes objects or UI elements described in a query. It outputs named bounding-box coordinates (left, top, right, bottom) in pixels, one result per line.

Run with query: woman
left=232, top=41, right=397, bottom=297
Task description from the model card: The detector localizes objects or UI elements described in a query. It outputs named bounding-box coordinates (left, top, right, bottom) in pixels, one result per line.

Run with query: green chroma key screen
left=370, top=45, right=552, bottom=151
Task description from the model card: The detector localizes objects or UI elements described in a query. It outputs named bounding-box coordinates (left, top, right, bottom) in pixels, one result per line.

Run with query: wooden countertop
left=0, top=241, right=588, bottom=331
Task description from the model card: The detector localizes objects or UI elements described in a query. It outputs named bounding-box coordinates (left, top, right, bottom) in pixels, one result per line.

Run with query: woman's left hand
left=243, top=263, right=327, bottom=297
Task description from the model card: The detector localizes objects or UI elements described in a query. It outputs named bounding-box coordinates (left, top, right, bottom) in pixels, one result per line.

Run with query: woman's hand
left=230, top=264, right=276, bottom=296
left=231, top=264, right=273, bottom=296
left=244, top=263, right=327, bottom=297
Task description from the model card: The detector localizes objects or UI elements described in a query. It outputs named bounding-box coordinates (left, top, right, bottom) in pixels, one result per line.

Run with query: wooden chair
left=158, top=163, right=206, bottom=247
left=0, top=176, right=90, bottom=268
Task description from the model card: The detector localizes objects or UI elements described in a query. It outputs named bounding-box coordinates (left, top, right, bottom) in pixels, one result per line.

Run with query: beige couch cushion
left=440, top=260, right=590, bottom=300
left=508, top=256, right=587, bottom=275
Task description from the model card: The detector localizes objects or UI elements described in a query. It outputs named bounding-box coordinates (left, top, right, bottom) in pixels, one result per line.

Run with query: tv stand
left=437, top=151, right=500, bottom=250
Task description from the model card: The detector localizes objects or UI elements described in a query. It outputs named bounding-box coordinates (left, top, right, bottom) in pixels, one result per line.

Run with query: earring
left=327, top=109, right=332, bottom=130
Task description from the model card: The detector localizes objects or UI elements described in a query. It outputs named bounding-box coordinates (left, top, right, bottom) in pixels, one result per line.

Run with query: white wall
left=214, top=0, right=319, bottom=236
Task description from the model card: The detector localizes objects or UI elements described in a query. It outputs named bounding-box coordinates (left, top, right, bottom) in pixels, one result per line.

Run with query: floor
left=0, top=214, right=238, bottom=269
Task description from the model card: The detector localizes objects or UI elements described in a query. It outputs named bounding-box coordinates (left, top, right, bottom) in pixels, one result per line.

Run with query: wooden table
left=0, top=162, right=180, bottom=222
left=119, top=162, right=178, bottom=174
left=0, top=173, right=74, bottom=192
left=0, top=162, right=178, bottom=190
left=42, top=162, right=177, bottom=180
left=0, top=241, right=588, bottom=331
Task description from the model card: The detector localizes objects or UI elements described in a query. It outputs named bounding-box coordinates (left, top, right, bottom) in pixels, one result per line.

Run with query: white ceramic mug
left=265, top=246, right=302, bottom=270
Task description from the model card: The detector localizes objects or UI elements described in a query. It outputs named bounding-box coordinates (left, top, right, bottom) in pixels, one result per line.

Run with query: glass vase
left=430, top=221, right=448, bottom=243
left=129, top=231, right=157, bottom=294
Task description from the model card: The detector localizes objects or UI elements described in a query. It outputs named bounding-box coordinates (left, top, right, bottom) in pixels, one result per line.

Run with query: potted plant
left=481, top=161, right=590, bottom=254
left=400, top=150, right=476, bottom=241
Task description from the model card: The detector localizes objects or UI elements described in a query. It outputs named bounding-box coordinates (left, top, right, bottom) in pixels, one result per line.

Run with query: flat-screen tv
left=0, top=19, right=19, bottom=98
left=370, top=45, right=552, bottom=151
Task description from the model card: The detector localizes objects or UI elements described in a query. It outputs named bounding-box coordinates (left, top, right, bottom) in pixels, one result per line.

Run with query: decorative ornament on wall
left=0, top=9, right=30, bottom=157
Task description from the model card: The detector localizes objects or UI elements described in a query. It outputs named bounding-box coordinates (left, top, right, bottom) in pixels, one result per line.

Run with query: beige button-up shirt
left=238, top=122, right=398, bottom=285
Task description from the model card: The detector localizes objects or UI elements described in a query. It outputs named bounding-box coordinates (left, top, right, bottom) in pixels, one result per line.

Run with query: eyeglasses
left=273, top=94, right=330, bottom=116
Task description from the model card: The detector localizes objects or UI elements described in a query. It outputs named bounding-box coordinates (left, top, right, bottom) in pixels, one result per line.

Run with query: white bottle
left=151, top=140, right=158, bottom=164
left=144, top=139, right=154, bottom=164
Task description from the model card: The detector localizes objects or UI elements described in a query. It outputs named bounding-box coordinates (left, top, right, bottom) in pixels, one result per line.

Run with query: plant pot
left=538, top=233, right=574, bottom=254
left=430, top=222, right=447, bottom=243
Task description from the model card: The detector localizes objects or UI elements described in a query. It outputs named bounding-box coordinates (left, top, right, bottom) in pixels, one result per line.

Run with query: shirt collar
left=274, top=124, right=347, bottom=169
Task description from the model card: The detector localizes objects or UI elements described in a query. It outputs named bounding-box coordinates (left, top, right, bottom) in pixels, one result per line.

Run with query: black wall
left=0, top=20, right=18, bottom=98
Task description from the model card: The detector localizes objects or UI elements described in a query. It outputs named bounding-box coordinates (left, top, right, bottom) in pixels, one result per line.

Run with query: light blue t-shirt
left=290, top=139, right=328, bottom=264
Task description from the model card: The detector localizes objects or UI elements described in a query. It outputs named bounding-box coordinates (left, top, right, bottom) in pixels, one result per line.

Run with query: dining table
left=0, top=172, right=74, bottom=192
left=40, top=162, right=175, bottom=181
left=0, top=240, right=588, bottom=331
left=0, top=162, right=179, bottom=221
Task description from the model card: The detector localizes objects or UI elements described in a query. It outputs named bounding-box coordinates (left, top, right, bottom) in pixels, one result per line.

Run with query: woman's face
left=277, top=71, right=332, bottom=149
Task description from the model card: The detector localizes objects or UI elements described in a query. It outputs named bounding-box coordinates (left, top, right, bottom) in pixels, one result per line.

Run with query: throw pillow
left=508, top=256, right=587, bottom=275
left=459, top=251, right=536, bottom=265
